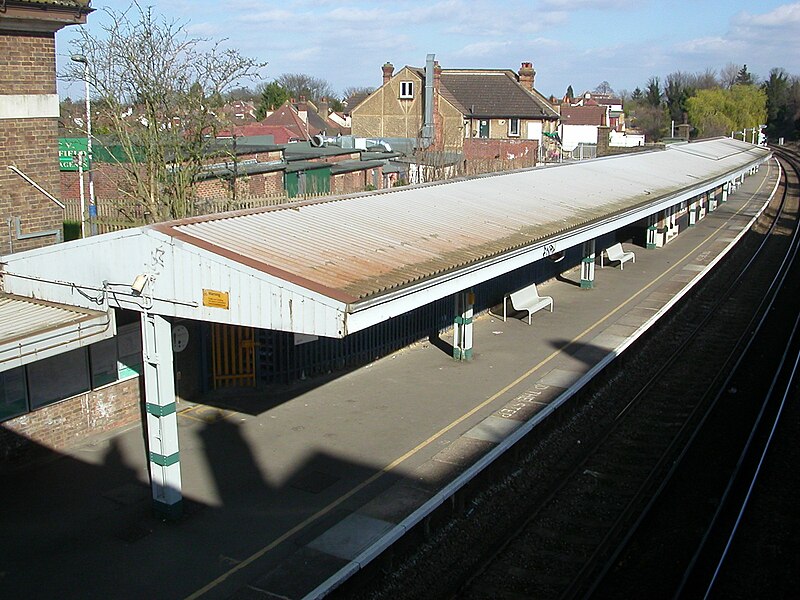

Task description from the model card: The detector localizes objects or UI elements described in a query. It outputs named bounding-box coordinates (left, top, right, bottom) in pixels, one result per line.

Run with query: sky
left=56, top=0, right=800, bottom=100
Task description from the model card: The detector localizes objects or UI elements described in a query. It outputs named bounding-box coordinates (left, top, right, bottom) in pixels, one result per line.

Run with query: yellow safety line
left=185, top=165, right=774, bottom=599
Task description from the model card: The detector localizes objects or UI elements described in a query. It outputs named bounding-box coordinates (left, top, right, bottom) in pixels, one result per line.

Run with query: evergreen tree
left=566, top=85, right=574, bottom=100
left=256, top=82, right=290, bottom=120
left=645, top=77, right=662, bottom=107
left=735, top=64, right=754, bottom=86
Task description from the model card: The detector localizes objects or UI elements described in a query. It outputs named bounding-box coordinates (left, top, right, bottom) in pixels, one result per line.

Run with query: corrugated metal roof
left=0, top=293, right=104, bottom=344
left=155, top=138, right=769, bottom=304
left=0, top=293, right=114, bottom=371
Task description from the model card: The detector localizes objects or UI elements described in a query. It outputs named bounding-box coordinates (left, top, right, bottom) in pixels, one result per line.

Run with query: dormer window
left=399, top=81, right=414, bottom=99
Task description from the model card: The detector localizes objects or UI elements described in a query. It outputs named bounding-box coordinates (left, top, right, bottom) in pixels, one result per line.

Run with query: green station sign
left=59, top=138, right=90, bottom=171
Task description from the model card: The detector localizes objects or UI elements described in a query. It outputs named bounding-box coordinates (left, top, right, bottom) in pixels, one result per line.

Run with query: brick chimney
left=433, top=60, right=442, bottom=148
left=518, top=61, right=535, bottom=90
left=297, top=96, right=307, bottom=124
left=382, top=62, right=394, bottom=85
left=319, top=97, right=329, bottom=116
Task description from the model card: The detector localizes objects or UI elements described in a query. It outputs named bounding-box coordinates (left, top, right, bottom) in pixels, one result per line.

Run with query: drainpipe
left=14, top=217, right=63, bottom=244
left=7, top=165, right=65, bottom=209
left=421, top=53, right=435, bottom=146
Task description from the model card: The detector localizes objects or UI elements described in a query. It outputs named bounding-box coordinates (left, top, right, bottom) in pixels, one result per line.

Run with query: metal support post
left=688, top=199, right=697, bottom=226
left=646, top=214, right=658, bottom=249
left=141, top=312, right=183, bottom=519
left=580, top=239, right=595, bottom=289
left=709, top=190, right=717, bottom=212
left=453, top=291, right=474, bottom=361
left=721, top=182, right=729, bottom=203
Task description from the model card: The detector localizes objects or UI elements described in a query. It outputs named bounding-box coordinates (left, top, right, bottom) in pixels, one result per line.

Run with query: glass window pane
left=0, top=367, right=28, bottom=421
left=27, top=348, right=90, bottom=409
left=117, top=322, right=143, bottom=379
left=90, top=337, right=119, bottom=388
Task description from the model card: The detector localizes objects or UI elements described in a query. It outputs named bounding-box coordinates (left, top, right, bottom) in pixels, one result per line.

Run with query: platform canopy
left=1, top=138, right=771, bottom=339
left=0, top=293, right=114, bottom=373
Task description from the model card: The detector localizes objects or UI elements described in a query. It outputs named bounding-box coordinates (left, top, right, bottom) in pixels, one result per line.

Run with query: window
left=0, top=368, right=27, bottom=421
left=1, top=311, right=144, bottom=423
left=399, top=81, right=414, bottom=99
left=508, top=118, right=520, bottom=137
left=28, top=348, right=91, bottom=409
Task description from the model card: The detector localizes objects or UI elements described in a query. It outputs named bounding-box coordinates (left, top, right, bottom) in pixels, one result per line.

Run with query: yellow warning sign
left=202, top=289, right=230, bottom=309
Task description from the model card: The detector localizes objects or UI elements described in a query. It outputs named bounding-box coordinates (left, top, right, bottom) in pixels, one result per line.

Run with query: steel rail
left=670, top=148, right=800, bottom=599
left=455, top=157, right=787, bottom=599
left=563, top=155, right=796, bottom=599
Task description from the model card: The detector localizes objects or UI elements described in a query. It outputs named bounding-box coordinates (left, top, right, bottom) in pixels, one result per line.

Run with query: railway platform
left=0, top=158, right=780, bottom=600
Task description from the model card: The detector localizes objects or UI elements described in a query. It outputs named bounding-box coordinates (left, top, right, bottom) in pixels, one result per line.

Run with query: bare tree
left=64, top=2, right=265, bottom=222
left=594, top=80, right=614, bottom=95
left=720, top=63, right=741, bottom=89
left=276, top=73, right=336, bottom=103
left=342, top=85, right=375, bottom=100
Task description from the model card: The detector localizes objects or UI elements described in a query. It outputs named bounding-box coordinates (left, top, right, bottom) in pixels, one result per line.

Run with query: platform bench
left=503, top=283, right=554, bottom=325
left=602, top=242, right=636, bottom=270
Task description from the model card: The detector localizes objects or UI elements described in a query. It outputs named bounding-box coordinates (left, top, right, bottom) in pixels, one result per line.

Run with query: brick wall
left=331, top=169, right=369, bottom=195
left=462, top=138, right=539, bottom=161
left=0, top=377, right=142, bottom=462
left=0, top=31, right=57, bottom=95
left=0, top=30, right=63, bottom=254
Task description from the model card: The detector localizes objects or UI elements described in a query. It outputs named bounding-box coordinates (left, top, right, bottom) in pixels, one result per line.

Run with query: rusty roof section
left=153, top=138, right=769, bottom=305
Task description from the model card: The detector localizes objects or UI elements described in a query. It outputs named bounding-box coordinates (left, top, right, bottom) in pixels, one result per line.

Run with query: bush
left=63, top=220, right=82, bottom=241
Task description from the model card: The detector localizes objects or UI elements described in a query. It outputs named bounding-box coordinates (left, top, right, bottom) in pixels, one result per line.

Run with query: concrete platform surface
left=0, top=159, right=779, bottom=600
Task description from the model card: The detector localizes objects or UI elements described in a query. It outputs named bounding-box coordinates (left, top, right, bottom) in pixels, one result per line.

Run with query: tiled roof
left=8, top=0, right=90, bottom=7
left=560, top=105, right=606, bottom=126
left=439, top=70, right=559, bottom=119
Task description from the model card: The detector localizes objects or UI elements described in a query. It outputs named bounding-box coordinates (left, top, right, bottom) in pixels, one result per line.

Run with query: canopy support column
left=646, top=214, right=658, bottom=249
left=580, top=239, right=595, bottom=289
left=141, top=312, right=183, bottom=520
left=709, top=189, right=717, bottom=212
left=453, top=290, right=474, bottom=361
left=721, top=181, right=729, bottom=203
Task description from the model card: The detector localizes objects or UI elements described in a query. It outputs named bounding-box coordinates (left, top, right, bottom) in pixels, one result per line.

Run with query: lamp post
left=71, top=53, right=97, bottom=236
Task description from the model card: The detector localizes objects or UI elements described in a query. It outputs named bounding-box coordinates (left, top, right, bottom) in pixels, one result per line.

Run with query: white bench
left=503, top=283, right=554, bottom=325
left=601, top=242, right=635, bottom=270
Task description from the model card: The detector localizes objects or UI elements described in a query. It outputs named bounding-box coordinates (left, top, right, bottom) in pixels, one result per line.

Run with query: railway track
left=593, top=145, right=800, bottom=599
left=334, top=151, right=793, bottom=600
left=457, top=147, right=800, bottom=600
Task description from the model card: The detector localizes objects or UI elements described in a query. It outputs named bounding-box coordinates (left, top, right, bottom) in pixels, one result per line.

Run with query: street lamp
left=71, top=53, right=97, bottom=236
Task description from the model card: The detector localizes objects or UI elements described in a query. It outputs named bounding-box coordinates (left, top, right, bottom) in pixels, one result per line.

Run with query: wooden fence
left=63, top=194, right=304, bottom=235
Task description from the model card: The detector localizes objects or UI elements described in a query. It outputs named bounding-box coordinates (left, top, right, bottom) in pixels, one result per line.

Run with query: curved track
left=333, top=151, right=791, bottom=600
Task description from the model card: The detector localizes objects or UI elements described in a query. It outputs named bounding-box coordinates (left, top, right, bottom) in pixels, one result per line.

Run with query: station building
left=1, top=131, right=770, bottom=515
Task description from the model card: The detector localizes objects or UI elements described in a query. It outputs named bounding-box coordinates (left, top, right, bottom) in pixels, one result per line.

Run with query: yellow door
left=211, top=324, right=256, bottom=389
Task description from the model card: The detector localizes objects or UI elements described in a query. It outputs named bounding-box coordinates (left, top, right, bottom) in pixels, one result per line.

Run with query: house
left=260, top=97, right=349, bottom=142
left=558, top=103, right=607, bottom=152
left=219, top=99, right=258, bottom=124
left=576, top=92, right=626, bottom=131
left=351, top=56, right=560, bottom=170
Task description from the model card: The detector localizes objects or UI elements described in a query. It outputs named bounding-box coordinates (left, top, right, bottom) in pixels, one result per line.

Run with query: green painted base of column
left=580, top=279, right=594, bottom=289
left=452, top=347, right=473, bottom=361
left=152, top=498, right=183, bottom=521
left=646, top=242, right=657, bottom=249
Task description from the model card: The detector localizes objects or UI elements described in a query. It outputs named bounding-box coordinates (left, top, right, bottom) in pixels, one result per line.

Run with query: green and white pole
left=722, top=181, right=729, bottom=203
left=141, top=312, right=183, bottom=519
left=580, top=239, right=595, bottom=289
left=646, top=214, right=658, bottom=249
left=453, top=291, right=474, bottom=361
